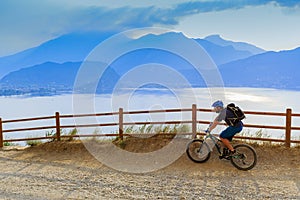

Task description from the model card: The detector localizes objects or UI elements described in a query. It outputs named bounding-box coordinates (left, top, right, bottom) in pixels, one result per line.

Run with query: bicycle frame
left=202, top=132, right=223, bottom=156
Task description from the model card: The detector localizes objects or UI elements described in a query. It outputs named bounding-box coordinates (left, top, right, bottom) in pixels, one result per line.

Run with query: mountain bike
left=186, top=131, right=257, bottom=170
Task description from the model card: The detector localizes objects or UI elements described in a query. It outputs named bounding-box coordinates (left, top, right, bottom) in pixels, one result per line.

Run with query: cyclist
left=206, top=100, right=243, bottom=156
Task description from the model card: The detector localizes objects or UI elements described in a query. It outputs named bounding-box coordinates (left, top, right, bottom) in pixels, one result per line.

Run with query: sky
left=0, top=0, right=300, bottom=57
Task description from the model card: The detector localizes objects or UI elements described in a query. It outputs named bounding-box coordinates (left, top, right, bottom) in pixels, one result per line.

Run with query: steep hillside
left=219, top=47, right=300, bottom=89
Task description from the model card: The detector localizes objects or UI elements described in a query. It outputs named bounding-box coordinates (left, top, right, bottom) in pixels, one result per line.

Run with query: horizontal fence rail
left=0, top=105, right=300, bottom=148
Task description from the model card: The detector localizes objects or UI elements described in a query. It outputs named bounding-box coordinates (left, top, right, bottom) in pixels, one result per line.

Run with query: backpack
left=225, top=103, right=245, bottom=126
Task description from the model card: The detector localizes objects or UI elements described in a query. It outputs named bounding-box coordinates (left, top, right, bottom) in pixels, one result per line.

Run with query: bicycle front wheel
left=186, top=139, right=211, bottom=163
left=230, top=144, right=257, bottom=171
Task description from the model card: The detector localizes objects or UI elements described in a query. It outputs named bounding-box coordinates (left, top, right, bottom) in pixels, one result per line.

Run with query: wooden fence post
left=285, top=108, right=292, bottom=148
left=55, top=112, right=61, bottom=141
left=119, top=108, right=124, bottom=140
left=192, top=104, right=197, bottom=138
left=0, top=118, right=3, bottom=148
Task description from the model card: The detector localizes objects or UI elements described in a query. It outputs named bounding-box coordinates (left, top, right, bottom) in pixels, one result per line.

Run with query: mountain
left=1, top=31, right=298, bottom=96
left=219, top=47, right=300, bottom=89
left=0, top=31, right=116, bottom=79
left=194, top=39, right=255, bottom=66
left=204, top=34, right=266, bottom=55
left=0, top=31, right=261, bottom=79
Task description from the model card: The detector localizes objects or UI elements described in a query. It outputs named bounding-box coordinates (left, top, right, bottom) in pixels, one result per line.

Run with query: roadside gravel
left=0, top=140, right=299, bottom=199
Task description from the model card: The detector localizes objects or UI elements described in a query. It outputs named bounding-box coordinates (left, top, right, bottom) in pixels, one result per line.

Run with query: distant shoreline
left=1, top=86, right=300, bottom=98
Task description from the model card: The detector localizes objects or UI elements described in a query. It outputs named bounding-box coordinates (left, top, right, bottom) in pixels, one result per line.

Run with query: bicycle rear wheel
left=230, top=144, right=257, bottom=170
left=186, top=139, right=211, bottom=163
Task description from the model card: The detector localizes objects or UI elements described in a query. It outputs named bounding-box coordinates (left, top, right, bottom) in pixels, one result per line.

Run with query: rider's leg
left=220, top=137, right=234, bottom=151
left=220, top=126, right=243, bottom=152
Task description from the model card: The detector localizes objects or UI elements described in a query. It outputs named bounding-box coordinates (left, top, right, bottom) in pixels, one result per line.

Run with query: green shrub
left=122, top=124, right=190, bottom=136
left=26, top=140, right=42, bottom=146
left=4, top=141, right=14, bottom=146
left=46, top=128, right=78, bottom=141
left=67, top=128, right=78, bottom=141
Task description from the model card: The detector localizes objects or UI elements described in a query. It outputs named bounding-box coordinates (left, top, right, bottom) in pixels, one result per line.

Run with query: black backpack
left=225, top=103, right=245, bottom=126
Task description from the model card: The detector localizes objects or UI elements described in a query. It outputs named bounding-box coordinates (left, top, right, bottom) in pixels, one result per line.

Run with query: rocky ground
left=0, top=138, right=299, bottom=200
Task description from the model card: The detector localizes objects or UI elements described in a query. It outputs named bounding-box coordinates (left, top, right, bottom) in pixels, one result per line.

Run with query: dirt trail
left=0, top=139, right=299, bottom=199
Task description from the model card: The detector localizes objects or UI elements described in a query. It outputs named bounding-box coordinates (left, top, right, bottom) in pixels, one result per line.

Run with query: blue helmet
left=212, top=100, right=224, bottom=108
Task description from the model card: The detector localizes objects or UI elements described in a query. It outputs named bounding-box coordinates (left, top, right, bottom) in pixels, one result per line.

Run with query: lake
left=1, top=87, right=300, bottom=145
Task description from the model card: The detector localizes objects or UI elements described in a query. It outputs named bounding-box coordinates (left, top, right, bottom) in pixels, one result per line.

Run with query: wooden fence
left=0, top=104, right=300, bottom=148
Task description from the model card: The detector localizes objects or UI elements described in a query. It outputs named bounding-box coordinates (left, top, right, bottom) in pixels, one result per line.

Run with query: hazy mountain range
left=0, top=31, right=299, bottom=96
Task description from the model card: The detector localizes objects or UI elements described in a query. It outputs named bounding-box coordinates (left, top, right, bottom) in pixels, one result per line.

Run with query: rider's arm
left=208, top=119, right=219, bottom=132
left=208, top=108, right=226, bottom=132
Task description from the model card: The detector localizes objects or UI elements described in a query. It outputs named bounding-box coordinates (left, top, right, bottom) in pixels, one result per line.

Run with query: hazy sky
left=0, top=0, right=300, bottom=57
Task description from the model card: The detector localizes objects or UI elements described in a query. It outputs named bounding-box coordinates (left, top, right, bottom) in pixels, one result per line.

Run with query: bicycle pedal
left=219, top=155, right=230, bottom=160
left=231, top=154, right=240, bottom=159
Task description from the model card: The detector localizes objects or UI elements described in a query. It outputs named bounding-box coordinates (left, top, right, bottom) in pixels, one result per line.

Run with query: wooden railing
left=0, top=104, right=300, bottom=148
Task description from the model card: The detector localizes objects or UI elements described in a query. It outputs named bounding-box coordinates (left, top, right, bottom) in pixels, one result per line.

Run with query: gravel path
left=0, top=141, right=299, bottom=199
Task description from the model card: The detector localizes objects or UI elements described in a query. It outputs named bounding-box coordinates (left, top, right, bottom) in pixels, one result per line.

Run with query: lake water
left=1, top=87, right=300, bottom=145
